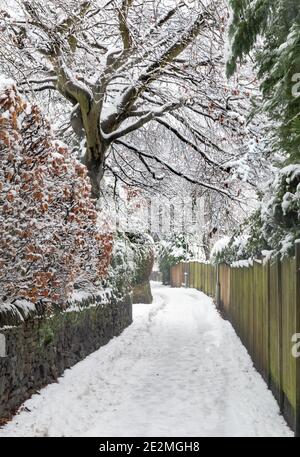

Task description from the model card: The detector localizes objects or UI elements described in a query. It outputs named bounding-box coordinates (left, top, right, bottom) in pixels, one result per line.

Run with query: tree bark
left=83, top=144, right=106, bottom=201
left=71, top=102, right=108, bottom=202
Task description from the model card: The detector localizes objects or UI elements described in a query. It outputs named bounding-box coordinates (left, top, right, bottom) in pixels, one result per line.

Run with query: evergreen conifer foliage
left=227, top=0, right=300, bottom=162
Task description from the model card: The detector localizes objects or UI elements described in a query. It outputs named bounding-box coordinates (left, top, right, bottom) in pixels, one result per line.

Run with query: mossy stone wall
left=0, top=295, right=132, bottom=421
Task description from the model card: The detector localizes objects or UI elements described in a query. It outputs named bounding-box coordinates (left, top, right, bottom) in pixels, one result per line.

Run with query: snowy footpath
left=0, top=283, right=292, bottom=437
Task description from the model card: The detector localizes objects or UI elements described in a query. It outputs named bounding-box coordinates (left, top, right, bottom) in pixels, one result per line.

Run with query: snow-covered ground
left=0, top=283, right=292, bottom=437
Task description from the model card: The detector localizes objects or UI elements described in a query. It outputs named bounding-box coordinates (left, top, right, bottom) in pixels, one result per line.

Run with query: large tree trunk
left=83, top=105, right=107, bottom=201
left=72, top=103, right=108, bottom=202
left=83, top=145, right=106, bottom=201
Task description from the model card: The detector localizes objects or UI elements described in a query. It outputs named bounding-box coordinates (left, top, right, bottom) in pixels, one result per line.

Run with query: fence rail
left=170, top=243, right=300, bottom=436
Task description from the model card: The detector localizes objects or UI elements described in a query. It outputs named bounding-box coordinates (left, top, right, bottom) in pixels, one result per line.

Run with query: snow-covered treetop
left=0, top=0, right=265, bottom=201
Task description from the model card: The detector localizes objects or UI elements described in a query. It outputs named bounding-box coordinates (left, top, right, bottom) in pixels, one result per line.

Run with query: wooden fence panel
left=195, top=263, right=200, bottom=289
left=196, top=263, right=200, bottom=290
left=207, top=265, right=210, bottom=295
left=240, top=268, right=246, bottom=343
left=296, top=241, right=300, bottom=437
left=232, top=268, right=239, bottom=337
left=236, top=267, right=244, bottom=343
left=281, top=256, right=296, bottom=428
left=219, top=264, right=230, bottom=316
left=209, top=264, right=212, bottom=295
left=242, top=267, right=249, bottom=348
left=253, top=262, right=264, bottom=373
left=206, top=264, right=210, bottom=295
left=229, top=267, right=236, bottom=327
left=268, top=259, right=282, bottom=406
left=204, top=264, right=207, bottom=292
left=170, top=263, right=183, bottom=287
left=183, top=262, right=190, bottom=287
left=252, top=261, right=269, bottom=379
left=199, top=263, right=204, bottom=291
left=202, top=263, right=206, bottom=292
left=239, top=267, right=245, bottom=346
left=174, top=264, right=177, bottom=287
left=248, top=265, right=254, bottom=360
left=233, top=268, right=240, bottom=333
left=189, top=262, right=196, bottom=289
left=210, top=265, right=216, bottom=296
left=262, top=262, right=270, bottom=383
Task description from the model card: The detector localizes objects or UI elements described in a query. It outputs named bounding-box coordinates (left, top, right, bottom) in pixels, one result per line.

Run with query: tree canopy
left=0, top=0, right=260, bottom=201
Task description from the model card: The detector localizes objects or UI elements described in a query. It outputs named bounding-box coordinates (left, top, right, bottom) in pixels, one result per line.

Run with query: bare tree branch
left=115, top=139, right=241, bottom=200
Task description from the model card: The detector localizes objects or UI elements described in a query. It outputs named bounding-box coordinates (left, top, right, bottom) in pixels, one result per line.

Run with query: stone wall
left=0, top=295, right=132, bottom=421
left=132, top=281, right=153, bottom=304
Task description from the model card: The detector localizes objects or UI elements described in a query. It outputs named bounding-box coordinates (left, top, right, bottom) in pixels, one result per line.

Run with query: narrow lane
left=0, top=283, right=292, bottom=437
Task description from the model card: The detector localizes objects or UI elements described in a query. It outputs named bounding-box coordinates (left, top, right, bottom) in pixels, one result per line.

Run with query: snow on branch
left=115, top=139, right=239, bottom=200
left=118, top=0, right=134, bottom=50
left=102, top=100, right=183, bottom=141
left=110, top=8, right=212, bottom=125
left=155, top=116, right=232, bottom=174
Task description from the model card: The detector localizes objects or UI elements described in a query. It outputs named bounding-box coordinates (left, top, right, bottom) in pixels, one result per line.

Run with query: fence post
left=295, top=241, right=300, bottom=437
left=216, top=263, right=220, bottom=309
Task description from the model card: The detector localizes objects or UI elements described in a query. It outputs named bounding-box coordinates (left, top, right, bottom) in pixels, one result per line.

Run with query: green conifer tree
left=227, top=0, right=300, bottom=163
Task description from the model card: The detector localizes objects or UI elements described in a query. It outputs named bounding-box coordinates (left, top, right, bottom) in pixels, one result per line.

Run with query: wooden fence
left=170, top=242, right=300, bottom=436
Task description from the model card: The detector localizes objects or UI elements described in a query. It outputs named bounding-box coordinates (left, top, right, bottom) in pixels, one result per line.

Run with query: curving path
left=0, top=283, right=292, bottom=437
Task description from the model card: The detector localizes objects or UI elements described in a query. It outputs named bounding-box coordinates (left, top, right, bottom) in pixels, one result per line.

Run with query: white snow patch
left=0, top=75, right=15, bottom=91
left=14, top=299, right=36, bottom=318
left=210, top=236, right=231, bottom=260
left=231, top=259, right=253, bottom=268
left=0, top=283, right=292, bottom=437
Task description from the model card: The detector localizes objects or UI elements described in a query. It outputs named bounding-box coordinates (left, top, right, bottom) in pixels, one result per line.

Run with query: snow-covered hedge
left=210, top=235, right=251, bottom=264
left=0, top=78, right=113, bottom=307
left=127, top=232, right=154, bottom=287
left=107, top=231, right=154, bottom=298
left=211, top=165, right=300, bottom=264
left=158, top=233, right=192, bottom=284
